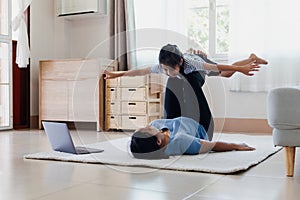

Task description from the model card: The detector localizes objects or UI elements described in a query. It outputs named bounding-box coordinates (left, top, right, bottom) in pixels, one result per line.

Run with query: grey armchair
left=267, top=87, right=300, bottom=177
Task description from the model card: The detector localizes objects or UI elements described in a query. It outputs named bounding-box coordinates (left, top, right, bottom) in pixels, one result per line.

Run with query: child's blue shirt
left=149, top=117, right=208, bottom=156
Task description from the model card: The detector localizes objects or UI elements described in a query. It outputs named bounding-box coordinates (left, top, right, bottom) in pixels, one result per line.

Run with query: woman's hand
left=104, top=68, right=151, bottom=79
left=103, top=70, right=124, bottom=79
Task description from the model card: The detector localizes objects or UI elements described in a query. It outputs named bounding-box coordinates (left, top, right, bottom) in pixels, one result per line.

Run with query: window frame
left=0, top=0, right=12, bottom=130
left=188, top=0, right=229, bottom=62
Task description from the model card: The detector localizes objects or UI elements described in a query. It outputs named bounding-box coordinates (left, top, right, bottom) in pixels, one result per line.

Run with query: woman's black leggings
left=164, top=71, right=214, bottom=140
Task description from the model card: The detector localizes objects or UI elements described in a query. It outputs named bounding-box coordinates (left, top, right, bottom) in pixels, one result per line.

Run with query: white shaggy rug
left=24, top=134, right=281, bottom=174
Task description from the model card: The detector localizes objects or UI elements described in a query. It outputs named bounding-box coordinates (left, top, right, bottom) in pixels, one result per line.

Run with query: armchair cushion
left=267, top=87, right=300, bottom=130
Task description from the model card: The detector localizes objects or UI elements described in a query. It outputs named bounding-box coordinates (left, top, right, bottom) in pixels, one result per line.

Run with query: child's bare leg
left=249, top=53, right=268, bottom=64
left=232, top=54, right=268, bottom=66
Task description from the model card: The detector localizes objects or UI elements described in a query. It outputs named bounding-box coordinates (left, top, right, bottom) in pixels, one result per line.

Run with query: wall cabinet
left=105, top=74, right=163, bottom=130
left=39, top=58, right=117, bottom=131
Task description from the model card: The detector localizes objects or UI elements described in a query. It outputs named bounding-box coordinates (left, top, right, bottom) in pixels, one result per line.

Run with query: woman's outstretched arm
left=104, top=67, right=151, bottom=79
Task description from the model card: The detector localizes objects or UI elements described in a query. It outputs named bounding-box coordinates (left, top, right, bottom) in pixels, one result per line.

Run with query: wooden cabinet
left=39, top=58, right=117, bottom=131
left=105, top=74, right=163, bottom=130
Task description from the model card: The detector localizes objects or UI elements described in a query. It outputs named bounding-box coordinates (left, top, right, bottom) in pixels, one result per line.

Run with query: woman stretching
left=104, top=44, right=268, bottom=140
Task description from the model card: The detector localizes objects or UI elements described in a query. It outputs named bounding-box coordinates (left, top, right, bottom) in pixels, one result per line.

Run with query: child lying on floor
left=130, top=117, right=255, bottom=159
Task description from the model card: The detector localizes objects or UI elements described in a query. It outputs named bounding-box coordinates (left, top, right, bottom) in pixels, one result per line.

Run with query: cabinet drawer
left=120, top=76, right=147, bottom=87
left=106, top=87, right=119, bottom=100
left=121, top=115, right=147, bottom=130
left=149, top=92, right=160, bottom=99
left=148, top=102, right=161, bottom=115
left=149, top=116, right=160, bottom=122
left=121, top=88, right=146, bottom=101
left=106, top=101, right=120, bottom=114
left=106, top=78, right=119, bottom=87
left=121, top=102, right=146, bottom=114
left=106, top=115, right=120, bottom=129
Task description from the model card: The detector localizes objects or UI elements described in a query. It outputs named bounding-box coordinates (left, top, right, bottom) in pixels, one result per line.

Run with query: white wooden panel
left=69, top=79, right=98, bottom=121
left=106, top=115, right=120, bottom=129
left=40, top=80, right=68, bottom=120
left=106, top=78, right=119, bottom=87
left=106, top=101, right=120, bottom=114
left=106, top=87, right=119, bottom=100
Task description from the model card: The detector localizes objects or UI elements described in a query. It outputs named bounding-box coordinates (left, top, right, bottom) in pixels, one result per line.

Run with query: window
left=0, top=0, right=12, bottom=129
left=133, top=0, right=230, bottom=67
left=187, top=0, right=229, bottom=60
left=133, top=0, right=188, bottom=67
left=229, top=0, right=300, bottom=92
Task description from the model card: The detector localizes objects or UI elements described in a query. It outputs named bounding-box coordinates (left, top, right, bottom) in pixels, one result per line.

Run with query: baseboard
left=30, top=115, right=39, bottom=129
left=31, top=117, right=98, bottom=130
left=214, top=118, right=272, bottom=134
left=32, top=115, right=272, bottom=134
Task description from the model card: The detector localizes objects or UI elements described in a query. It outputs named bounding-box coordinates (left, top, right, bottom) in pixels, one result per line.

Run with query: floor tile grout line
left=182, top=175, right=226, bottom=200
left=31, top=182, right=85, bottom=200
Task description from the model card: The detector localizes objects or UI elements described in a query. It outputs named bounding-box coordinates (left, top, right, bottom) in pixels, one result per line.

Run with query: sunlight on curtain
left=134, top=0, right=188, bottom=68
left=229, top=0, right=300, bottom=92
left=109, top=0, right=137, bottom=70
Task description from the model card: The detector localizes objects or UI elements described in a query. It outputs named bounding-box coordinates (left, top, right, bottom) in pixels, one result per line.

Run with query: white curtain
left=229, top=0, right=300, bottom=92
left=134, top=0, right=188, bottom=68
left=12, top=0, right=31, bottom=68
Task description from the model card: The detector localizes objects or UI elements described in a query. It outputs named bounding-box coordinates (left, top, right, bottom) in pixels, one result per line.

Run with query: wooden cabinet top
left=40, top=58, right=117, bottom=80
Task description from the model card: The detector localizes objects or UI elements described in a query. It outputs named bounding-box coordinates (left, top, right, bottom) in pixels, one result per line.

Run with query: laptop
left=42, top=121, right=104, bottom=154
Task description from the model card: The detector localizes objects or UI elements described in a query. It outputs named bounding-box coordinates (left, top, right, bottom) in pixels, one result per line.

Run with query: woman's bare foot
left=250, top=53, right=268, bottom=65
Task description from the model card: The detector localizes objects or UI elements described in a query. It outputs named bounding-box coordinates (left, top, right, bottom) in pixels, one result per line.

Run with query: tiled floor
left=0, top=128, right=300, bottom=200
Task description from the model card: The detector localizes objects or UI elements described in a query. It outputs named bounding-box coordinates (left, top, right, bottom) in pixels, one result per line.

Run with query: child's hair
left=159, top=44, right=183, bottom=68
left=130, top=131, right=169, bottom=159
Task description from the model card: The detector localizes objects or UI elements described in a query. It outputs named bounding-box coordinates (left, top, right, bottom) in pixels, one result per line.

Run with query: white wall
left=30, top=0, right=56, bottom=117
left=69, top=17, right=110, bottom=59
left=205, top=78, right=267, bottom=119
left=29, top=0, right=267, bottom=120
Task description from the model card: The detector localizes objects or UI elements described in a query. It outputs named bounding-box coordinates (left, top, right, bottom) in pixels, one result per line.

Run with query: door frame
left=12, top=8, right=30, bottom=129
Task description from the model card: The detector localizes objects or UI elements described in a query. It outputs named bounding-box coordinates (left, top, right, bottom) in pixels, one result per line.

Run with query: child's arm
left=199, top=140, right=255, bottom=154
left=104, top=67, right=151, bottom=79
left=204, top=62, right=260, bottom=76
